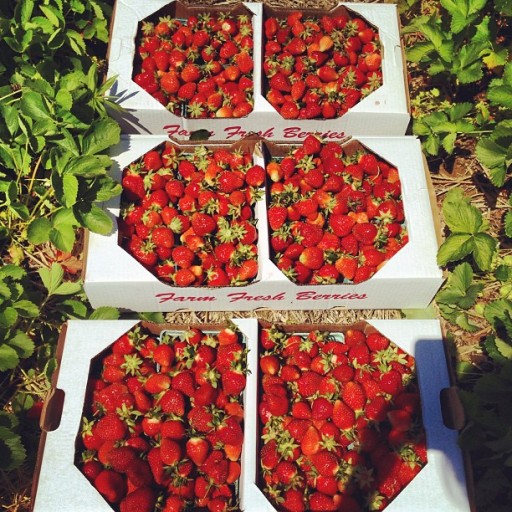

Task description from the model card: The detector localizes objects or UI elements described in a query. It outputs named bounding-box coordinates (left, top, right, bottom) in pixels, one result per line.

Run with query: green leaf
left=442, top=132, right=457, bottom=154
left=39, top=4, right=63, bottom=27
left=473, top=233, right=498, bottom=271
left=0, top=426, right=26, bottom=470
left=493, top=337, right=512, bottom=362
left=74, top=203, right=113, bottom=235
left=455, top=312, right=481, bottom=332
left=436, top=262, right=484, bottom=308
left=475, top=138, right=508, bottom=186
left=0, top=265, right=25, bottom=281
left=505, top=210, right=512, bottom=238
left=450, top=102, right=473, bottom=121
left=442, top=188, right=483, bottom=233
left=9, top=331, right=35, bottom=359
left=13, top=299, right=39, bottom=318
left=58, top=299, right=88, bottom=318
left=0, top=345, right=19, bottom=371
left=16, top=0, right=35, bottom=24
left=55, top=88, right=73, bottom=111
left=485, top=299, right=512, bottom=337
left=0, top=307, right=18, bottom=328
left=53, top=282, right=83, bottom=296
left=81, top=117, right=120, bottom=156
left=20, top=90, right=51, bottom=121
left=437, top=233, right=474, bottom=265
left=49, top=223, right=76, bottom=252
left=38, top=263, right=64, bottom=295
left=2, top=105, right=20, bottom=136
left=406, top=41, right=436, bottom=63
left=66, top=29, right=86, bottom=55
left=61, top=173, right=79, bottom=207
left=89, top=307, right=120, bottom=320
left=138, top=312, right=166, bottom=323
left=64, top=155, right=108, bottom=177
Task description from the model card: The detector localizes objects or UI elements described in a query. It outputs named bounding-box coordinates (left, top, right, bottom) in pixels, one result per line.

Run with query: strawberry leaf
left=437, top=233, right=473, bottom=265
left=442, top=188, right=483, bottom=233
left=0, top=425, right=26, bottom=471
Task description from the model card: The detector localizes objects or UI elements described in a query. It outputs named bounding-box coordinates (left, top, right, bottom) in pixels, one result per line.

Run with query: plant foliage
left=0, top=0, right=119, bottom=474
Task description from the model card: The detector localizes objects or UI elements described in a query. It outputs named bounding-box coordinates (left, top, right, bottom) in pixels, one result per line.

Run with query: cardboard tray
left=83, top=134, right=444, bottom=312
left=31, top=319, right=471, bottom=511
left=106, top=1, right=410, bottom=140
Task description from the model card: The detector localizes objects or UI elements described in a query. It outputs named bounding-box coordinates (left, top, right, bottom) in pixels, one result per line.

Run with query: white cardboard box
left=107, top=1, right=410, bottom=141
left=31, top=319, right=471, bottom=512
left=83, top=135, right=444, bottom=312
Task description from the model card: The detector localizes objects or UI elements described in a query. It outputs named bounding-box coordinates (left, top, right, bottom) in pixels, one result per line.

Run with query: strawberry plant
left=76, top=323, right=248, bottom=511
left=265, top=135, right=407, bottom=285
left=263, top=8, right=382, bottom=119
left=0, top=0, right=121, bottom=482
left=133, top=8, right=254, bottom=119
left=401, top=1, right=512, bottom=509
left=258, top=324, right=426, bottom=511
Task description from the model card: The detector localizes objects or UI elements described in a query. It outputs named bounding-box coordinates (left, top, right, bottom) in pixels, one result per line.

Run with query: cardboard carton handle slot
left=440, top=387, right=466, bottom=431
left=40, top=388, right=65, bottom=432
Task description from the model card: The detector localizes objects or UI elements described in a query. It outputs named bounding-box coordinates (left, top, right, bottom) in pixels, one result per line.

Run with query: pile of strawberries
left=119, top=141, right=264, bottom=287
left=77, top=324, right=248, bottom=512
left=263, top=10, right=382, bottom=119
left=133, top=11, right=254, bottom=118
left=258, top=325, right=427, bottom=511
left=266, top=134, right=407, bottom=284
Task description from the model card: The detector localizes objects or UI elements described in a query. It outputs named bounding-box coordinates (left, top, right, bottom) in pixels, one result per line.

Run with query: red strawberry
left=341, top=380, right=367, bottom=413
left=221, top=368, right=246, bottom=396
left=260, top=439, right=280, bottom=470
left=332, top=399, right=355, bottom=430
left=301, top=425, right=321, bottom=456
left=216, top=416, right=243, bottom=446
left=186, top=437, right=210, bottom=466
left=95, top=413, right=127, bottom=442
left=191, top=212, right=217, bottom=236
left=94, top=469, right=127, bottom=504
left=119, top=487, right=156, bottom=512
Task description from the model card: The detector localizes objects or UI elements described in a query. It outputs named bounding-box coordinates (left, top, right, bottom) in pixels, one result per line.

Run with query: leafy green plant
left=475, top=61, right=512, bottom=187
left=437, top=188, right=498, bottom=271
left=412, top=102, right=478, bottom=155
left=0, top=0, right=119, bottom=475
left=404, top=0, right=497, bottom=86
left=458, top=296, right=512, bottom=512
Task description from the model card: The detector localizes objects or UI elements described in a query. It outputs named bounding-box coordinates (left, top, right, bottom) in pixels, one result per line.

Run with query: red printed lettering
left=156, top=292, right=216, bottom=303
left=224, top=125, right=275, bottom=139
left=163, top=125, right=214, bottom=138
left=295, top=291, right=367, bottom=301
left=227, top=292, right=286, bottom=302
left=282, top=127, right=346, bottom=140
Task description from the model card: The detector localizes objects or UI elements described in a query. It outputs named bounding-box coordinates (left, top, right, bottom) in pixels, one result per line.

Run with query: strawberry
left=94, top=469, right=127, bottom=503
left=312, top=450, right=339, bottom=477
left=332, top=399, right=355, bottom=430
left=106, top=446, right=137, bottom=473
left=298, top=246, right=324, bottom=270
left=301, top=425, right=321, bottom=456
left=95, top=413, right=127, bottom=442
left=341, top=380, right=367, bottom=413
left=186, top=437, right=210, bottom=466
left=119, top=487, right=156, bottom=512
left=221, top=368, right=246, bottom=396
left=216, top=416, right=243, bottom=446
left=125, top=458, right=154, bottom=487
left=352, top=222, right=378, bottom=244
left=297, top=371, right=322, bottom=398
left=191, top=212, right=217, bottom=236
